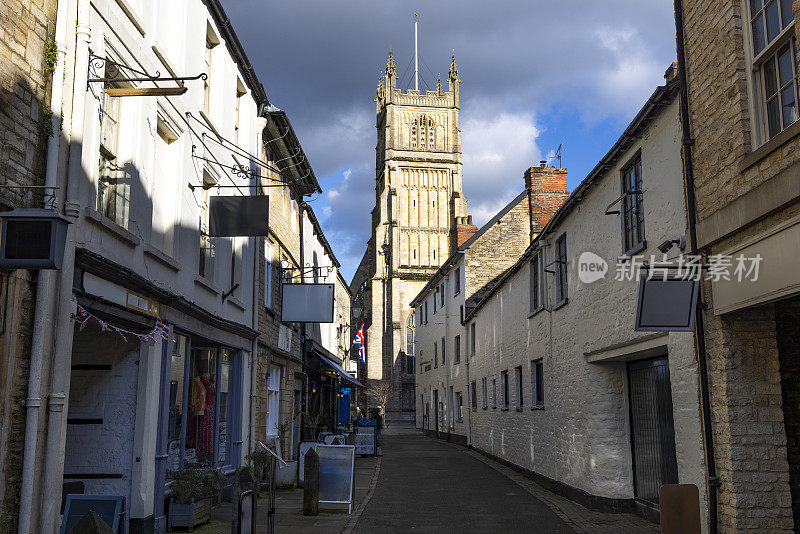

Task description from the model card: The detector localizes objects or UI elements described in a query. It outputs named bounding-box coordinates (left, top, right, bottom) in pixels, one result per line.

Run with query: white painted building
left=414, top=74, right=709, bottom=527
left=15, top=1, right=323, bottom=532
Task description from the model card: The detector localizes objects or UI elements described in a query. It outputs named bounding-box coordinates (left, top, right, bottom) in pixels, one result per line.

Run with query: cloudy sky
left=226, top=1, right=678, bottom=281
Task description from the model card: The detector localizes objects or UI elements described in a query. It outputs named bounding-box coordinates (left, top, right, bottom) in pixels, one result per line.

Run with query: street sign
left=208, top=196, right=269, bottom=237
left=316, top=445, right=355, bottom=514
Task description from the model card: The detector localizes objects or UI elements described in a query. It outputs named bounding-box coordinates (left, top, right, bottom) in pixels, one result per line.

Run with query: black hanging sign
left=208, top=196, right=269, bottom=237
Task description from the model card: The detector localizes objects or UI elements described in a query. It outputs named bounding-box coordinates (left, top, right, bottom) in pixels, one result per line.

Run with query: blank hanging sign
left=208, top=196, right=269, bottom=237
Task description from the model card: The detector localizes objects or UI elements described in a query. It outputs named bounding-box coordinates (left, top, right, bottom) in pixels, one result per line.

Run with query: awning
left=314, top=352, right=364, bottom=388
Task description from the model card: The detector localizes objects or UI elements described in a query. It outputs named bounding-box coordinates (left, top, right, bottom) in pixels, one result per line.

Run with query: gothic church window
left=410, top=115, right=436, bottom=150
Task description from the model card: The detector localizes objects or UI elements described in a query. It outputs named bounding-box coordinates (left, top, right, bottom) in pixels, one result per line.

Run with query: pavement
left=189, top=452, right=379, bottom=534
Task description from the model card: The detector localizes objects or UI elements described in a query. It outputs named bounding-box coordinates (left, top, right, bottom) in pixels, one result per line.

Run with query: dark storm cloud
left=225, top=1, right=677, bottom=279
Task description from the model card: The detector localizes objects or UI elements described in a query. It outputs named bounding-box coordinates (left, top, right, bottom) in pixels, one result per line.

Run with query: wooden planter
left=168, top=497, right=212, bottom=531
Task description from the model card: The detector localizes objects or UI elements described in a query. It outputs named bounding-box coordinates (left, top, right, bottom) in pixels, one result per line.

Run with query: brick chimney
left=664, top=61, right=678, bottom=81
left=450, top=215, right=478, bottom=251
left=525, top=161, right=568, bottom=237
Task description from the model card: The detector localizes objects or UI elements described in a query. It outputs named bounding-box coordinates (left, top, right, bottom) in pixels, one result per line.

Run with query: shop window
left=165, top=336, right=240, bottom=474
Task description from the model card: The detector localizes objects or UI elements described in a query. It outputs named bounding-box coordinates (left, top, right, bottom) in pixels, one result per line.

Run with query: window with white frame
left=453, top=266, right=461, bottom=295
left=234, top=80, right=246, bottom=146
left=198, top=170, right=217, bottom=280
left=440, top=283, right=445, bottom=307
left=748, top=0, right=797, bottom=143
left=531, top=359, right=544, bottom=407
left=266, top=364, right=281, bottom=436
left=454, top=335, right=461, bottom=364
left=203, top=26, right=219, bottom=115
left=264, top=241, right=274, bottom=308
left=515, top=365, right=524, bottom=408
left=530, top=252, right=542, bottom=313
left=482, top=377, right=488, bottom=408
left=97, top=61, right=129, bottom=227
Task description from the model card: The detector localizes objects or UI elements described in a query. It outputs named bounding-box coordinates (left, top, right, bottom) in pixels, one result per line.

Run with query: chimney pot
left=467, top=215, right=473, bottom=225
left=540, top=160, right=547, bottom=168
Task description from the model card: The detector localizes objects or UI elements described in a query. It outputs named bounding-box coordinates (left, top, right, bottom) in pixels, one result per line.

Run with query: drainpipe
left=39, top=0, right=89, bottom=530
left=18, top=0, right=70, bottom=531
left=674, top=1, right=718, bottom=532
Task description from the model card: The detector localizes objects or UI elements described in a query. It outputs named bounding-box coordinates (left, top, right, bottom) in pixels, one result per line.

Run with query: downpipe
left=674, top=1, right=719, bottom=531
left=18, top=0, right=70, bottom=530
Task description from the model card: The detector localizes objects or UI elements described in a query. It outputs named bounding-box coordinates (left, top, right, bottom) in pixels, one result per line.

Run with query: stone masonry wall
left=0, top=0, right=57, bottom=530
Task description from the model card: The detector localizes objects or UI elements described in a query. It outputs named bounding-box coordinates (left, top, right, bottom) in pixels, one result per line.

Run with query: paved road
left=352, top=427, right=575, bottom=533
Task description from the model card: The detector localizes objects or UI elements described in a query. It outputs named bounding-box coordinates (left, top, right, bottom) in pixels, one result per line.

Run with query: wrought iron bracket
left=86, top=50, right=206, bottom=92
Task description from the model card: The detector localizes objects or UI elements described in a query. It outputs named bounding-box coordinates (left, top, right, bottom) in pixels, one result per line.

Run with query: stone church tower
left=351, top=52, right=472, bottom=423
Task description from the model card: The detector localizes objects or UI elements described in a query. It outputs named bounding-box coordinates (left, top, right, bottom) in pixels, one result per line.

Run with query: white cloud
left=461, top=108, right=542, bottom=226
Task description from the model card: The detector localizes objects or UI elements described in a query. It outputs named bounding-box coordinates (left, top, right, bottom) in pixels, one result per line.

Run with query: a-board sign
left=317, top=445, right=356, bottom=514
left=281, top=283, right=335, bottom=323
left=354, top=425, right=376, bottom=456
left=635, top=277, right=700, bottom=331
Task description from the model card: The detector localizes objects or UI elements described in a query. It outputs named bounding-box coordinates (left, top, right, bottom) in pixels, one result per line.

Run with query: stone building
left=254, top=107, right=319, bottom=463
left=351, top=52, right=470, bottom=423
left=679, top=0, right=800, bottom=530
left=411, top=164, right=566, bottom=439
left=415, top=74, right=711, bottom=527
left=0, top=0, right=57, bottom=530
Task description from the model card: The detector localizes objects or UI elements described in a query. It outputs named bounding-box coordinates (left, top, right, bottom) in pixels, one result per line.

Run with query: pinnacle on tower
left=437, top=76, right=442, bottom=94
left=386, top=49, right=397, bottom=78
left=377, top=73, right=385, bottom=99
left=448, top=53, right=460, bottom=83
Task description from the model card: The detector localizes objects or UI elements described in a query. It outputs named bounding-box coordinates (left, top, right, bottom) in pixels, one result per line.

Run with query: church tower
left=351, top=51, right=471, bottom=423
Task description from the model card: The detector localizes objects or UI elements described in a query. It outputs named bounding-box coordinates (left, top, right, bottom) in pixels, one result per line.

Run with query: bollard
left=303, top=448, right=320, bottom=516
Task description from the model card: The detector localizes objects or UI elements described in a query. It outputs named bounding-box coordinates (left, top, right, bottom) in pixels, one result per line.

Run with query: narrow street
left=351, top=427, right=575, bottom=533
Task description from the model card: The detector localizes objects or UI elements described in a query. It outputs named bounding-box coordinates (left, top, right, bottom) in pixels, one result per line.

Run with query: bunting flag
left=72, top=303, right=169, bottom=344
left=353, top=326, right=365, bottom=363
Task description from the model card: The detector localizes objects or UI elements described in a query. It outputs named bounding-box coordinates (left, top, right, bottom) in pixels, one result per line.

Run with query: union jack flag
left=353, top=326, right=365, bottom=363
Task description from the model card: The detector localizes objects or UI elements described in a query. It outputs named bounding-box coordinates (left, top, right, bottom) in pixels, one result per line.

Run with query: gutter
left=674, top=1, right=719, bottom=531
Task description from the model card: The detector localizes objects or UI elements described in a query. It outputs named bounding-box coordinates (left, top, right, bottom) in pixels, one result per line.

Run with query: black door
left=628, top=357, right=679, bottom=518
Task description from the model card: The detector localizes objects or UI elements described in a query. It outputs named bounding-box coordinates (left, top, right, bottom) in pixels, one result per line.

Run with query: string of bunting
left=73, top=303, right=169, bottom=343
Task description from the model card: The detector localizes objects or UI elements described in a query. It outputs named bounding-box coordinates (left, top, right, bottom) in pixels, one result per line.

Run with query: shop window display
left=186, top=348, right=217, bottom=467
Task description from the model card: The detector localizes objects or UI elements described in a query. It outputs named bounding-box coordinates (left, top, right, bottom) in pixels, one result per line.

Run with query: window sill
left=621, top=240, right=647, bottom=258
left=553, top=298, right=569, bottom=311
left=531, top=405, right=545, bottom=411
left=515, top=407, right=524, bottom=412
left=194, top=275, right=220, bottom=295
left=85, top=208, right=141, bottom=248
left=528, top=306, right=545, bottom=319
left=739, top=119, right=800, bottom=173
left=143, top=244, right=181, bottom=272
left=501, top=407, right=509, bottom=412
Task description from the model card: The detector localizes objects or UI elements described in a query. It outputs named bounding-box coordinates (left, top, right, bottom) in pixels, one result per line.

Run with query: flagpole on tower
left=414, top=13, right=419, bottom=91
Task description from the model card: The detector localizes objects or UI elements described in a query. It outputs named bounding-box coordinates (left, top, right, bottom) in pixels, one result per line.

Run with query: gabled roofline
left=463, top=77, right=680, bottom=323
left=409, top=189, right=529, bottom=308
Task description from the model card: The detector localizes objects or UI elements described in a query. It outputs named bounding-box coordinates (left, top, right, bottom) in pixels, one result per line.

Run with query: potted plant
left=168, top=467, right=226, bottom=531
